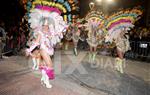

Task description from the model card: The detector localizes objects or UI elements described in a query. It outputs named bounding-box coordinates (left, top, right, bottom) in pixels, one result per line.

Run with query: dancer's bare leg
left=40, top=49, right=53, bottom=88
left=93, top=47, right=97, bottom=52
left=90, top=46, right=93, bottom=52
left=34, top=50, right=41, bottom=70
left=40, top=49, right=53, bottom=68
left=116, top=48, right=124, bottom=59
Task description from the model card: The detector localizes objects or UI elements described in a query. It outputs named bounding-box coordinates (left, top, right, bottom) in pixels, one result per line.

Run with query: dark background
left=79, top=0, right=147, bottom=15
left=79, top=0, right=148, bottom=26
left=0, top=0, right=24, bottom=25
left=0, top=0, right=149, bottom=26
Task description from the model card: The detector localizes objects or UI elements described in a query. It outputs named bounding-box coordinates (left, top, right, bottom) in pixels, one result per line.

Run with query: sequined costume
left=71, top=25, right=80, bottom=43
left=115, top=34, right=131, bottom=53
left=104, top=8, right=142, bottom=73
left=26, top=2, right=68, bottom=88
left=84, top=10, right=105, bottom=62
left=86, top=20, right=101, bottom=47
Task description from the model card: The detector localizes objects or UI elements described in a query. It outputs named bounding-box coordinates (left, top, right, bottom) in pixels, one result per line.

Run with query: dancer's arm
left=26, top=33, right=41, bottom=56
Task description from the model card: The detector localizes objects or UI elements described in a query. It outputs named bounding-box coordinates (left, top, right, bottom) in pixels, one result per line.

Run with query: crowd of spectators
left=125, top=26, right=150, bottom=60
left=0, top=20, right=28, bottom=58
left=0, top=19, right=150, bottom=60
left=129, top=26, right=150, bottom=41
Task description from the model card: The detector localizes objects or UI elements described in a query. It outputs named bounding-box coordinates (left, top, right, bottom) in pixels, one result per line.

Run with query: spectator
left=0, top=22, right=6, bottom=59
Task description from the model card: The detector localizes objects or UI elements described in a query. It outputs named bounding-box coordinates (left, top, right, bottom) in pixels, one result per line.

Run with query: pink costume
left=38, top=31, right=54, bottom=56
left=26, top=8, right=68, bottom=88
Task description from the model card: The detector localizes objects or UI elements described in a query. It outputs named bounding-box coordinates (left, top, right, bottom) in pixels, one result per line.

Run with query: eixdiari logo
left=27, top=51, right=126, bottom=74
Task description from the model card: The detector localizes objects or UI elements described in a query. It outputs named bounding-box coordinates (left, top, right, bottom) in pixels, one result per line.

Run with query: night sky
left=0, top=0, right=24, bottom=25
left=79, top=0, right=147, bottom=16
left=0, top=0, right=148, bottom=26
left=79, top=0, right=148, bottom=26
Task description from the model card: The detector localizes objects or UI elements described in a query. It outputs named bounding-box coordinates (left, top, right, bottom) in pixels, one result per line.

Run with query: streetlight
left=90, top=2, right=94, bottom=5
left=89, top=2, right=95, bottom=10
left=106, top=0, right=114, bottom=4
left=96, top=0, right=102, bottom=3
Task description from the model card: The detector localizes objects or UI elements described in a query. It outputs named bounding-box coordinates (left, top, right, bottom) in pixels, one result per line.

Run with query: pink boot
left=41, top=69, right=52, bottom=88
left=45, top=68, right=55, bottom=80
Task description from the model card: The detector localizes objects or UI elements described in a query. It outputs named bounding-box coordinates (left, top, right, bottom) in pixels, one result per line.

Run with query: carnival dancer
left=86, top=18, right=101, bottom=62
left=106, top=28, right=131, bottom=73
left=85, top=2, right=105, bottom=63
left=0, top=23, right=6, bottom=59
left=104, top=8, right=142, bottom=73
left=71, top=22, right=81, bottom=56
left=63, top=26, right=72, bottom=50
left=65, top=19, right=83, bottom=56
left=115, top=28, right=131, bottom=73
left=26, top=7, right=68, bottom=88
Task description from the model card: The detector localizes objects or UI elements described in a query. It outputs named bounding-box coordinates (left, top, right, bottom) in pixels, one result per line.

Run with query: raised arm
left=26, top=33, right=41, bottom=55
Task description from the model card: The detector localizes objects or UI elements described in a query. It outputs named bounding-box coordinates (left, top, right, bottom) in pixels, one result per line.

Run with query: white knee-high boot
left=119, top=59, right=124, bottom=74
left=73, top=47, right=78, bottom=56
left=92, top=52, right=97, bottom=62
left=35, top=58, right=40, bottom=70
left=41, top=69, right=45, bottom=85
left=32, top=58, right=37, bottom=70
left=115, top=57, right=124, bottom=74
left=41, top=69, right=52, bottom=88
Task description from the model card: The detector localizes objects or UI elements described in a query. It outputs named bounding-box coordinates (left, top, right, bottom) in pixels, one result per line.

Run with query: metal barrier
left=1, top=39, right=150, bottom=62
left=96, top=41, right=150, bottom=62
left=125, top=41, right=150, bottom=62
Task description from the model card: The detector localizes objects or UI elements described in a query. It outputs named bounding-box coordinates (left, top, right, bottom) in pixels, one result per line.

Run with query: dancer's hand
left=25, top=49, right=31, bottom=56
